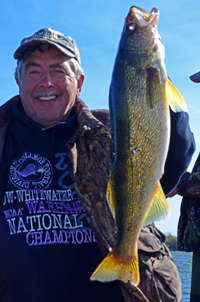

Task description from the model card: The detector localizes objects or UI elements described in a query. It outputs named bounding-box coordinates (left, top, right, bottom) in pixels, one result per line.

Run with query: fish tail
left=90, top=249, right=140, bottom=286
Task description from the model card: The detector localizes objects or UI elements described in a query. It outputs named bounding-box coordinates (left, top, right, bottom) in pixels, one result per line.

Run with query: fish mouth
left=123, top=6, right=161, bottom=52
left=125, top=6, right=159, bottom=28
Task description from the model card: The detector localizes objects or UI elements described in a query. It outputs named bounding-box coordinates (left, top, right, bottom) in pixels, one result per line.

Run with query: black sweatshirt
left=0, top=100, right=123, bottom=302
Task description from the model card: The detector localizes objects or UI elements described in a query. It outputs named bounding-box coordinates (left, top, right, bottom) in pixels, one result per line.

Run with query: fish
left=17, top=164, right=45, bottom=177
left=90, top=6, right=188, bottom=286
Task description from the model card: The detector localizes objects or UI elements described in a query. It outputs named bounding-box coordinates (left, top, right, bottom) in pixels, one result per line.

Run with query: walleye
left=90, top=6, right=188, bottom=286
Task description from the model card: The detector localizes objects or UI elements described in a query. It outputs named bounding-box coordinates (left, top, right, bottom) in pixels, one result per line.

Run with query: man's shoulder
left=0, top=95, right=20, bottom=124
left=90, top=109, right=110, bottom=127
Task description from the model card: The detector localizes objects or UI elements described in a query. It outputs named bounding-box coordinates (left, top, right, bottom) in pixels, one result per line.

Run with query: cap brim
left=190, top=71, right=200, bottom=83
left=14, top=39, right=76, bottom=61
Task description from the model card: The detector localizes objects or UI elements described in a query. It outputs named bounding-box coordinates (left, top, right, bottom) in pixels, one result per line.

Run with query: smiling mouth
left=34, top=91, right=61, bottom=101
left=38, top=95, right=58, bottom=101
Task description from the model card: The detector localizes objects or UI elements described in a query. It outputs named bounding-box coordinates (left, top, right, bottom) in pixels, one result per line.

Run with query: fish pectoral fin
left=106, top=172, right=116, bottom=219
left=146, top=67, right=163, bottom=109
left=90, top=249, right=140, bottom=286
left=165, top=77, right=188, bottom=112
left=143, top=182, right=170, bottom=225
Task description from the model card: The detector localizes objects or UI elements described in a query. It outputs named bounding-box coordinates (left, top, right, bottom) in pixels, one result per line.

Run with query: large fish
left=91, top=6, right=188, bottom=286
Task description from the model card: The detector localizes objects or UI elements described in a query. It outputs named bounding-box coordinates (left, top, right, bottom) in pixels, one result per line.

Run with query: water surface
left=171, top=251, right=192, bottom=302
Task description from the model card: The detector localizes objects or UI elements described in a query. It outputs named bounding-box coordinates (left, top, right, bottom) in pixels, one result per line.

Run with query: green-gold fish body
left=91, top=6, right=187, bottom=286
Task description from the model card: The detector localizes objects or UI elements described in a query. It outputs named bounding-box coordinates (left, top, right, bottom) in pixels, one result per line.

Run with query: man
left=167, top=70, right=200, bottom=302
left=0, top=28, right=195, bottom=301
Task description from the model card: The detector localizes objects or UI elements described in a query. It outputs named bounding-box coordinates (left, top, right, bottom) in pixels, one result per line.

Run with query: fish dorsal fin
left=106, top=172, right=116, bottom=219
left=165, top=77, right=188, bottom=112
left=143, top=182, right=170, bottom=225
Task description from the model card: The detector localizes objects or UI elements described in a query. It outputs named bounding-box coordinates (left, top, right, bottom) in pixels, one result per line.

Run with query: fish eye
left=128, top=23, right=136, bottom=32
left=123, top=23, right=136, bottom=35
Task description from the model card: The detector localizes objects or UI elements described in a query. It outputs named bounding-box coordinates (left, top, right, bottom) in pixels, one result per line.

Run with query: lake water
left=171, top=251, right=193, bottom=302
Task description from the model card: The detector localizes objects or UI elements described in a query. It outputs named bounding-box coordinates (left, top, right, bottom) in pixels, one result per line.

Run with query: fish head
left=120, top=6, right=165, bottom=71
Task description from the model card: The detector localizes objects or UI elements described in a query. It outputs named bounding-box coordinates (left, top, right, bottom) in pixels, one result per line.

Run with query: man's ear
left=15, top=77, right=21, bottom=93
left=76, top=74, right=85, bottom=98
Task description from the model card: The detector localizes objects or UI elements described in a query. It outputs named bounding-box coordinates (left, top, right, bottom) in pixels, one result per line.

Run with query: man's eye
left=29, top=70, right=38, bottom=74
left=56, top=70, right=64, bottom=73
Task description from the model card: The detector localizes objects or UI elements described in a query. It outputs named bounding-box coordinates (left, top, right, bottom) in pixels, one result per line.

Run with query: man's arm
left=160, top=109, right=196, bottom=195
left=168, top=169, right=200, bottom=197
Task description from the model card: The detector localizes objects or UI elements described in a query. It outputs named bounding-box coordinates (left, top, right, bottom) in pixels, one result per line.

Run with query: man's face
left=16, top=45, right=84, bottom=127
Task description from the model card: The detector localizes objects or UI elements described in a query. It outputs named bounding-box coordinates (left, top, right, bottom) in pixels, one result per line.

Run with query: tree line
left=165, top=233, right=177, bottom=251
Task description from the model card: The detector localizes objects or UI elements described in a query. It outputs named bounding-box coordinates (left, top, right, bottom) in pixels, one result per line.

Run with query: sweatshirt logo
left=9, top=152, right=53, bottom=190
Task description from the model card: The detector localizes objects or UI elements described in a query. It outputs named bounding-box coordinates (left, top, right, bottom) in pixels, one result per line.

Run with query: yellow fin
left=165, top=77, right=188, bottom=112
left=143, top=182, right=170, bottom=225
left=90, top=248, right=140, bottom=286
left=106, top=172, right=116, bottom=219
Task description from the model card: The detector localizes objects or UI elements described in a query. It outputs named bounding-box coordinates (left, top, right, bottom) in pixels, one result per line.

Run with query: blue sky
left=1, top=0, right=200, bottom=235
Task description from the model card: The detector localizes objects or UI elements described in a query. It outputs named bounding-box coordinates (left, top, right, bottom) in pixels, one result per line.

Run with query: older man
left=0, top=28, right=196, bottom=301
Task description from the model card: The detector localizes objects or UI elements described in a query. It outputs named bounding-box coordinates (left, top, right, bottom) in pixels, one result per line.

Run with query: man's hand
left=167, top=187, right=178, bottom=198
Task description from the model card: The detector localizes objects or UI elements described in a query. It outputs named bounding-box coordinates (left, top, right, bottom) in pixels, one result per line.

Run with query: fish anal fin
left=106, top=172, right=116, bottom=219
left=143, top=182, right=170, bottom=225
left=90, top=249, right=140, bottom=286
left=165, top=77, right=188, bottom=112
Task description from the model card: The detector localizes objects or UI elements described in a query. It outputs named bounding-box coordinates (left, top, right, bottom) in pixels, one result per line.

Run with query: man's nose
left=39, top=73, right=54, bottom=88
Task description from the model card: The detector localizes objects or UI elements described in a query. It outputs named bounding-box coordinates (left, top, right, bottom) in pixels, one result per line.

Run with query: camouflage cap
left=14, top=28, right=81, bottom=65
left=190, top=71, right=200, bottom=83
